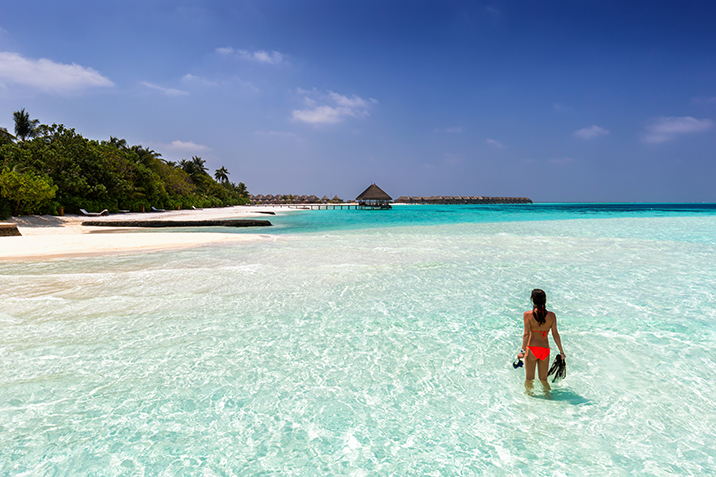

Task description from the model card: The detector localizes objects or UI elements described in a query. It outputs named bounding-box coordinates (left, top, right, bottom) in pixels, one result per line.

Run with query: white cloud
left=328, top=91, right=370, bottom=108
left=642, top=116, right=714, bottom=143
left=165, top=140, right=210, bottom=152
left=217, top=47, right=286, bottom=64
left=486, top=138, right=505, bottom=148
left=293, top=105, right=351, bottom=124
left=574, top=125, right=609, bottom=139
left=0, top=51, right=113, bottom=94
left=141, top=81, right=189, bottom=96
left=182, top=74, right=219, bottom=87
left=238, top=49, right=285, bottom=65
left=250, top=50, right=284, bottom=64
left=293, top=89, right=374, bottom=125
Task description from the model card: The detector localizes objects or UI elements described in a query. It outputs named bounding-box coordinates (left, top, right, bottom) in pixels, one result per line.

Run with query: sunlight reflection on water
left=2, top=211, right=716, bottom=474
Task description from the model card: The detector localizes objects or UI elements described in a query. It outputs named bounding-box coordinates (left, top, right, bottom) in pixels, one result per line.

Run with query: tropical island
left=0, top=109, right=249, bottom=220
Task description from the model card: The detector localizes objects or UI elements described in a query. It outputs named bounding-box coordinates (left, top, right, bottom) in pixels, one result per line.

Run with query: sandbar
left=0, top=206, right=287, bottom=261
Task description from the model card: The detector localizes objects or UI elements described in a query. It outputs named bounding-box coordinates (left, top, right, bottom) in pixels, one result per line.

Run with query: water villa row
left=249, top=186, right=532, bottom=208
left=394, top=196, right=532, bottom=204
left=250, top=194, right=345, bottom=205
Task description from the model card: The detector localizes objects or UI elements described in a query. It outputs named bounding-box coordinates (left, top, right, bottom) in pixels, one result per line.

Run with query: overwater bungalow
left=356, top=183, right=392, bottom=209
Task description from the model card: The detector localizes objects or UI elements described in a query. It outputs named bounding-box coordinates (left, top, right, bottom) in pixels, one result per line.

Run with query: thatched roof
left=356, top=183, right=392, bottom=201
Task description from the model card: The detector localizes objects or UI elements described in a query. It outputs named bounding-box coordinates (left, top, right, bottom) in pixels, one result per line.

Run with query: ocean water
left=2, top=204, right=716, bottom=475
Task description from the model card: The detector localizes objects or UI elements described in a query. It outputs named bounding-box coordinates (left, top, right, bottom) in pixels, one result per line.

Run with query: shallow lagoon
left=2, top=205, right=716, bottom=475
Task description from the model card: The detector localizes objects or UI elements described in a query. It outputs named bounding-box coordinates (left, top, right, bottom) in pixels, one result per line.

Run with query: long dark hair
left=531, top=289, right=548, bottom=325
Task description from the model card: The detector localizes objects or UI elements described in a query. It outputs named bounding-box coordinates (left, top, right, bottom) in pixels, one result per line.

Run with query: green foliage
left=1, top=110, right=251, bottom=215
left=13, top=108, right=40, bottom=142
left=0, top=197, right=11, bottom=219
left=0, top=167, right=58, bottom=215
left=0, top=127, right=15, bottom=145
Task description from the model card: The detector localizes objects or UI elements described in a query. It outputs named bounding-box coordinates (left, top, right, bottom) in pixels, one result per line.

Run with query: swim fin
left=547, top=355, right=566, bottom=382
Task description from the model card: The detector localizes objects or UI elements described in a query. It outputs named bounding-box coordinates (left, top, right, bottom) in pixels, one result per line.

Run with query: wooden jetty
left=282, top=203, right=360, bottom=210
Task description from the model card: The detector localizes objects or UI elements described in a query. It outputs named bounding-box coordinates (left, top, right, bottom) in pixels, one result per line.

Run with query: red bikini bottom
left=528, top=346, right=550, bottom=361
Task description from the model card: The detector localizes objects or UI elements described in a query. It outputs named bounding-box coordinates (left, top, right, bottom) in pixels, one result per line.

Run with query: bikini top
left=530, top=311, right=551, bottom=339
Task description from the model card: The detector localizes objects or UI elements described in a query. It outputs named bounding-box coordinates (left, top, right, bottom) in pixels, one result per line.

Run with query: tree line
left=0, top=109, right=249, bottom=218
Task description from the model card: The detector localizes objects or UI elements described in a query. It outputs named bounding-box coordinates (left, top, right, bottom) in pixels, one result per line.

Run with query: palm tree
left=191, top=156, right=207, bottom=174
left=178, top=159, right=194, bottom=175
left=214, top=166, right=230, bottom=184
left=0, top=127, right=15, bottom=145
left=13, top=109, right=39, bottom=141
left=104, top=136, right=128, bottom=149
left=179, top=157, right=208, bottom=184
left=129, top=145, right=162, bottom=167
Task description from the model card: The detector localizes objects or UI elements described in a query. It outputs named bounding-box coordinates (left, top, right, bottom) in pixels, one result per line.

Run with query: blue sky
left=1, top=1, right=715, bottom=202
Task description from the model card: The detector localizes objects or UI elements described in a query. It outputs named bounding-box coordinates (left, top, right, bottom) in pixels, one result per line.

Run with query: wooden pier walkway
left=263, top=203, right=362, bottom=210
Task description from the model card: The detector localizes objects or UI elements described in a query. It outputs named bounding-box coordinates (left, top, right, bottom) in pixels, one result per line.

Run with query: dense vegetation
left=0, top=110, right=249, bottom=218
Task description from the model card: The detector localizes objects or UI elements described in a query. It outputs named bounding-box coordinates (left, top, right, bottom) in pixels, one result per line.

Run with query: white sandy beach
left=0, top=206, right=286, bottom=260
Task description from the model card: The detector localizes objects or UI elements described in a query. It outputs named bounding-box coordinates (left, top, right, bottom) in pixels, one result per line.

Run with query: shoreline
left=0, top=206, right=289, bottom=261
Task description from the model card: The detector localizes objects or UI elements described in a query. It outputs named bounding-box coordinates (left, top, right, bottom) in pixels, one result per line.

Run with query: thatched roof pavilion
left=356, top=184, right=391, bottom=201
left=356, top=183, right=392, bottom=209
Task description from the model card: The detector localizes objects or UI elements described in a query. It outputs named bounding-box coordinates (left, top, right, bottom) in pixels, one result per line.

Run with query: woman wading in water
left=517, top=289, right=565, bottom=390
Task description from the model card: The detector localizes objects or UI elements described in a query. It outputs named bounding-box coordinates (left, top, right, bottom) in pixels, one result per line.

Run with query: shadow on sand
left=10, top=215, right=66, bottom=228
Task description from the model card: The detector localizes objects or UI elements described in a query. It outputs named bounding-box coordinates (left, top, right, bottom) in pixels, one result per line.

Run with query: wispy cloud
left=164, top=140, right=210, bottom=152
left=486, top=138, right=505, bottom=148
left=574, top=125, right=609, bottom=139
left=217, top=47, right=286, bottom=65
left=141, top=81, right=189, bottom=96
left=642, top=116, right=714, bottom=143
left=182, top=74, right=220, bottom=87
left=0, top=51, right=113, bottom=94
left=292, top=89, right=376, bottom=125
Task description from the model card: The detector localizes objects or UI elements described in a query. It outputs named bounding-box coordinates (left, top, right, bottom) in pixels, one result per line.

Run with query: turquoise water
left=2, top=205, right=716, bottom=475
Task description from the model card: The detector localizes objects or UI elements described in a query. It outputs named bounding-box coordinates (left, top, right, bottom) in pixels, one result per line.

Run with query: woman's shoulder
left=547, top=310, right=557, bottom=324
